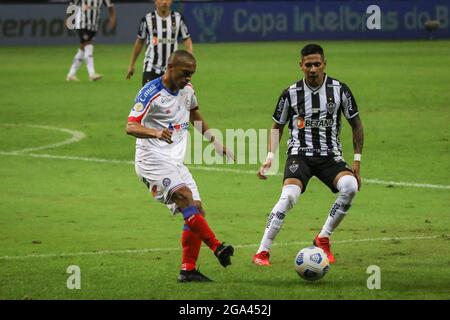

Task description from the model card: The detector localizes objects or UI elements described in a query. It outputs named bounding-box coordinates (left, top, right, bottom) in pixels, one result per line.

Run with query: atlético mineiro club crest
left=327, top=101, right=336, bottom=114
left=289, top=163, right=299, bottom=173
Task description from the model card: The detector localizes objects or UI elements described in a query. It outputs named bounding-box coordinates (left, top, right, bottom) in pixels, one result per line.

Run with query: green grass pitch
left=0, top=40, right=449, bottom=299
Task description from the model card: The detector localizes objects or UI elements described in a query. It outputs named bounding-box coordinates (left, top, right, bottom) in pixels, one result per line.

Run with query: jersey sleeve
left=185, top=84, right=198, bottom=111
left=128, top=101, right=149, bottom=123
left=179, top=14, right=191, bottom=40
left=272, top=88, right=291, bottom=125
left=128, top=85, right=159, bottom=123
left=137, top=16, right=148, bottom=40
left=340, top=83, right=359, bottom=119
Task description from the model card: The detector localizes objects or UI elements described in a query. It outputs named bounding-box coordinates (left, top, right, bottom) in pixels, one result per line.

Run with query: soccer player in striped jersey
left=126, top=0, right=193, bottom=86
left=126, top=50, right=234, bottom=282
left=66, top=0, right=116, bottom=82
left=253, top=44, right=364, bottom=266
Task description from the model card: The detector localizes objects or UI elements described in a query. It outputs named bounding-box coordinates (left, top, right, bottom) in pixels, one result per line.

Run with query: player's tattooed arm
left=257, top=122, right=284, bottom=180
left=348, top=115, right=364, bottom=155
left=347, top=115, right=364, bottom=189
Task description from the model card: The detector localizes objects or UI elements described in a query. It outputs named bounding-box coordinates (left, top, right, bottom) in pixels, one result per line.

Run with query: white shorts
left=135, top=159, right=201, bottom=214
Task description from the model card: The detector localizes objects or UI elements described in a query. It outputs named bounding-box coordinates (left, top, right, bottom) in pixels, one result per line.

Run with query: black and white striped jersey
left=137, top=11, right=191, bottom=75
left=73, top=0, right=113, bottom=31
left=273, top=75, right=359, bottom=157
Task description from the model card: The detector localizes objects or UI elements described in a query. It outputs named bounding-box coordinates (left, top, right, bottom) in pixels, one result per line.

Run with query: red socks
left=180, top=206, right=221, bottom=271
left=181, top=228, right=201, bottom=271
left=185, top=214, right=220, bottom=252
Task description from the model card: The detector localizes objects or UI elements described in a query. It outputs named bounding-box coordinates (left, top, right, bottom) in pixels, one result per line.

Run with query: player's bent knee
left=193, top=200, right=205, bottom=216
left=337, top=175, right=358, bottom=199
left=171, top=186, right=194, bottom=207
left=281, top=184, right=301, bottom=209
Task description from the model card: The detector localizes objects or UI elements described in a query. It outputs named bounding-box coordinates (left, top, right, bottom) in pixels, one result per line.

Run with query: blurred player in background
left=127, top=50, right=234, bottom=282
left=126, top=0, right=193, bottom=86
left=66, top=0, right=116, bottom=82
left=253, top=44, right=364, bottom=266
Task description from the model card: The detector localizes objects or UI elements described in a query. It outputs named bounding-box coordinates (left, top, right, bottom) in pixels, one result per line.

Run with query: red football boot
left=252, top=251, right=271, bottom=266
left=314, top=235, right=335, bottom=264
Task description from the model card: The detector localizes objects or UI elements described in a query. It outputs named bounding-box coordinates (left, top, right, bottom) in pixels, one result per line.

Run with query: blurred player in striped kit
left=66, top=0, right=116, bottom=82
left=126, top=0, right=193, bottom=86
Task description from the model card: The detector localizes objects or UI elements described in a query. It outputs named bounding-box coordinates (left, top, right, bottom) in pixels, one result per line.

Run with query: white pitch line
left=0, top=124, right=86, bottom=153
left=0, top=235, right=442, bottom=261
left=0, top=151, right=449, bottom=190
left=0, top=151, right=133, bottom=165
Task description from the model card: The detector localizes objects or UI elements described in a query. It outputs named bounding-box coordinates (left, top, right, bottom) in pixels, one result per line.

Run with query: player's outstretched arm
left=108, top=5, right=116, bottom=30
left=126, top=121, right=172, bottom=144
left=183, top=38, right=193, bottom=54
left=257, top=122, right=284, bottom=180
left=189, top=108, right=235, bottom=161
left=348, top=115, right=364, bottom=190
left=126, top=39, right=145, bottom=79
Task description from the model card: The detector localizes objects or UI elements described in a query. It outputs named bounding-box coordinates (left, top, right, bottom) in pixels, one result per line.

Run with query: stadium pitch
left=0, top=41, right=449, bottom=299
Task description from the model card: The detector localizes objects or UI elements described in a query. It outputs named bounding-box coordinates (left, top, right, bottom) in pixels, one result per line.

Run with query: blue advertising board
left=178, top=0, right=449, bottom=42
left=0, top=1, right=448, bottom=45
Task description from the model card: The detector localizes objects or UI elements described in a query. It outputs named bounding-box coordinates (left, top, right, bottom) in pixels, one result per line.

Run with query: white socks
left=319, top=175, right=358, bottom=238
left=257, top=184, right=301, bottom=253
left=68, top=49, right=84, bottom=77
left=84, top=44, right=96, bottom=76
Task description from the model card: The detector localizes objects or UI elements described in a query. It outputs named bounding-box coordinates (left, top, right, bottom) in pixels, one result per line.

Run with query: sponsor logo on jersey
left=133, top=102, right=145, bottom=112
left=139, top=84, right=157, bottom=102
left=345, top=91, right=354, bottom=111
left=275, top=97, right=285, bottom=117
left=304, top=119, right=334, bottom=128
left=297, top=116, right=305, bottom=129
left=158, top=38, right=177, bottom=44
left=168, top=122, right=189, bottom=132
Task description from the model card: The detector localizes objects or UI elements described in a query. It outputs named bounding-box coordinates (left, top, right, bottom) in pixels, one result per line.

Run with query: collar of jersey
left=160, top=79, right=179, bottom=96
left=304, top=74, right=328, bottom=93
left=155, top=10, right=172, bottom=20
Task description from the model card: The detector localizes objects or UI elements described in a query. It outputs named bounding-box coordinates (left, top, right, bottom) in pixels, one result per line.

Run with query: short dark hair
left=301, top=44, right=324, bottom=58
left=168, top=50, right=196, bottom=66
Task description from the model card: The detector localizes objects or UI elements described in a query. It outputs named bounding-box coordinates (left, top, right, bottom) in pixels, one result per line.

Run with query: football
left=294, top=246, right=330, bottom=281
